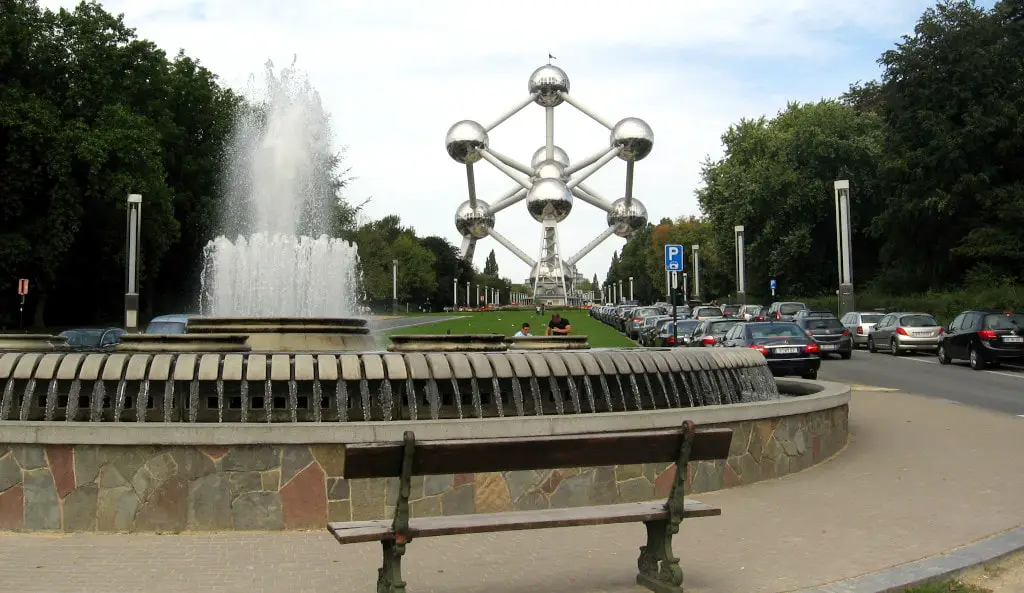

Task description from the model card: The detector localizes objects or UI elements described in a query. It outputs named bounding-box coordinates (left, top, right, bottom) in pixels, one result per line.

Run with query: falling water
left=18, top=378, right=37, bottom=421
left=240, top=380, right=250, bottom=422
left=656, top=373, right=672, bottom=408
left=0, top=379, right=15, bottom=420
left=337, top=380, right=349, bottom=421
left=469, top=377, right=483, bottom=418
left=680, top=373, right=697, bottom=407
left=312, top=380, right=323, bottom=422
left=510, top=379, right=525, bottom=416
left=613, top=375, right=627, bottom=411
left=665, top=372, right=682, bottom=407
left=112, top=380, right=127, bottom=422
left=548, top=377, right=564, bottom=414
left=66, top=379, right=82, bottom=421
left=379, top=380, right=394, bottom=421
left=490, top=377, right=504, bottom=417
left=89, top=381, right=106, bottom=422
left=528, top=377, right=543, bottom=416
left=566, top=378, right=581, bottom=414
left=288, top=380, right=298, bottom=423
left=695, top=371, right=718, bottom=406
left=627, top=374, right=643, bottom=410
left=188, top=380, right=200, bottom=423
left=217, top=379, right=226, bottom=422
left=137, top=380, right=151, bottom=422
left=448, top=379, right=464, bottom=419
left=582, top=375, right=597, bottom=412
left=598, top=375, right=613, bottom=412
left=404, top=378, right=417, bottom=421
left=201, top=60, right=360, bottom=317
left=358, top=379, right=372, bottom=420
left=425, top=378, right=441, bottom=419
left=162, top=381, right=174, bottom=421
left=642, top=374, right=656, bottom=409
left=44, top=379, right=58, bottom=421
left=264, top=380, right=273, bottom=422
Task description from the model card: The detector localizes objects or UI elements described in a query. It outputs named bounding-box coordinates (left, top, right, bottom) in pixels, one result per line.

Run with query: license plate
left=821, top=344, right=839, bottom=350
left=1003, top=336, right=1023, bottom=343
left=775, top=347, right=798, bottom=355
left=913, top=332, right=933, bottom=337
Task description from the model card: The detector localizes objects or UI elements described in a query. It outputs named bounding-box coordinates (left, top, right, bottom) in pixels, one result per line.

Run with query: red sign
left=17, top=279, right=28, bottom=296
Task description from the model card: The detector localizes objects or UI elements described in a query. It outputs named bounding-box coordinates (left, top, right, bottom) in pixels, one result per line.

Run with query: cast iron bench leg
left=377, top=539, right=408, bottom=593
left=636, top=519, right=683, bottom=593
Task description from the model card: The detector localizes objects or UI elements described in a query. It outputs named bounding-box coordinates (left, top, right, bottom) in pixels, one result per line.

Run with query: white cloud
left=40, top=0, right=933, bottom=282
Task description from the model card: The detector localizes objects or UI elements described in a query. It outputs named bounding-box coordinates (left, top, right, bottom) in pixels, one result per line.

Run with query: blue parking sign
left=770, top=279, right=777, bottom=290
left=664, top=244, right=684, bottom=271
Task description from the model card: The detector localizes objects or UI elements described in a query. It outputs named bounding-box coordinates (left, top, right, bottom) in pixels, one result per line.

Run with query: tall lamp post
left=125, top=194, right=142, bottom=333
left=834, top=180, right=855, bottom=314
left=628, top=276, right=634, bottom=302
left=734, top=225, right=746, bottom=305
left=691, top=244, right=700, bottom=302
left=618, top=280, right=624, bottom=304
left=466, top=281, right=470, bottom=307
left=453, top=279, right=458, bottom=309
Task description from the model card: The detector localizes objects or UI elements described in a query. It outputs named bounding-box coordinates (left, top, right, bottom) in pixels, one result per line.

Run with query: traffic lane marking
left=884, top=353, right=1024, bottom=381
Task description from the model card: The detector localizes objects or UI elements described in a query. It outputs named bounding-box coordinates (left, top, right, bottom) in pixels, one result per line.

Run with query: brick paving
left=1, top=390, right=1022, bottom=593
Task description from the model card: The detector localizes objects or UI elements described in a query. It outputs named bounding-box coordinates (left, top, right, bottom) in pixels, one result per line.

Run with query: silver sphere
left=528, top=65, right=569, bottom=107
left=530, top=145, right=570, bottom=169
left=610, top=117, right=654, bottom=162
left=532, top=159, right=567, bottom=182
left=445, top=120, right=488, bottom=164
left=607, top=197, right=648, bottom=238
left=454, top=199, right=494, bottom=239
left=526, top=178, right=573, bottom=223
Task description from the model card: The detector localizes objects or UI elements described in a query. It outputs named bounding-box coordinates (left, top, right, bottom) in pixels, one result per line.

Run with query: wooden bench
left=328, top=420, right=733, bottom=593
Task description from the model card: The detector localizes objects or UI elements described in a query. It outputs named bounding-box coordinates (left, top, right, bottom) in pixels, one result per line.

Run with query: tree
left=483, top=249, right=499, bottom=276
left=592, top=274, right=600, bottom=294
left=419, top=235, right=473, bottom=309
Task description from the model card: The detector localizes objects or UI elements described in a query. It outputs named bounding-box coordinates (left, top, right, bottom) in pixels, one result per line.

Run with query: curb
left=798, top=526, right=1024, bottom=592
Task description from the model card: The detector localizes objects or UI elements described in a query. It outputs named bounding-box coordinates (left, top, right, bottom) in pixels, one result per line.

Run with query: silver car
left=868, top=312, right=943, bottom=355
left=840, top=311, right=885, bottom=348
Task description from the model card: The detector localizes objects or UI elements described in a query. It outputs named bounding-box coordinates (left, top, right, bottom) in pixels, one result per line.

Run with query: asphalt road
left=817, top=348, right=1024, bottom=417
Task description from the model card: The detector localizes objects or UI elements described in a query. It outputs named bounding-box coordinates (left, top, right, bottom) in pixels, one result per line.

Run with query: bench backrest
left=343, top=424, right=733, bottom=479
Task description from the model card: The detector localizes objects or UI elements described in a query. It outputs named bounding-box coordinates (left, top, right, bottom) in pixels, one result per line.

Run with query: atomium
left=446, top=62, right=654, bottom=305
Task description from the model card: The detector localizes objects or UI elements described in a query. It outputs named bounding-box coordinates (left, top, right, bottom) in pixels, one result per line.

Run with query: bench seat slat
left=328, top=500, right=720, bottom=544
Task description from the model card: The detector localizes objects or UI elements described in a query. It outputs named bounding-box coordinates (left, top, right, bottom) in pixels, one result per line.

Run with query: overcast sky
left=42, top=0, right=949, bottom=281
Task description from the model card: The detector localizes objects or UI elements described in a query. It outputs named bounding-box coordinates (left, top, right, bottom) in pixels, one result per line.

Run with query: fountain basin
left=0, top=334, right=68, bottom=352
left=387, top=334, right=508, bottom=353
left=117, top=334, right=251, bottom=353
left=186, top=317, right=376, bottom=352
left=507, top=335, right=591, bottom=350
left=0, top=379, right=849, bottom=532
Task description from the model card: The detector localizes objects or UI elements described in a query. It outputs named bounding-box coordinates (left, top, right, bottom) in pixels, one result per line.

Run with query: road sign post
left=670, top=271, right=679, bottom=344
left=770, top=278, right=777, bottom=299
left=17, top=279, right=28, bottom=329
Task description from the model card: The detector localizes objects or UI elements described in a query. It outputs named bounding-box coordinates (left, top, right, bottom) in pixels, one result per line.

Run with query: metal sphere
left=530, top=146, right=570, bottom=169
left=525, top=178, right=573, bottom=223
left=532, top=159, right=567, bottom=182
left=528, top=65, right=569, bottom=107
left=454, top=199, right=494, bottom=239
left=445, top=120, right=488, bottom=164
left=607, top=197, right=648, bottom=238
left=610, top=117, right=654, bottom=162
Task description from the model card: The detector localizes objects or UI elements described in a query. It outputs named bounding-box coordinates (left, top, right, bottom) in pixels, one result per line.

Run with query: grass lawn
left=382, top=310, right=635, bottom=348
left=904, top=581, right=989, bottom=592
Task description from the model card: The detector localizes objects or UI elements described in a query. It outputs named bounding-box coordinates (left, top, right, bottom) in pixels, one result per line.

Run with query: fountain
left=0, top=61, right=850, bottom=534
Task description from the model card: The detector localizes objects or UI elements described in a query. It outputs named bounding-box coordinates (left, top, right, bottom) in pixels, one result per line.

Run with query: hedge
left=791, top=285, right=1024, bottom=325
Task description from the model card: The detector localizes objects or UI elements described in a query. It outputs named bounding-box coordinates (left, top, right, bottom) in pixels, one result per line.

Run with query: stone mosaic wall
left=0, top=405, right=847, bottom=532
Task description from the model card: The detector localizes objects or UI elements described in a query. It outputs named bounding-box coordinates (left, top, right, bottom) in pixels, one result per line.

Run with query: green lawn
left=903, top=581, right=989, bottom=592
left=383, top=310, right=635, bottom=348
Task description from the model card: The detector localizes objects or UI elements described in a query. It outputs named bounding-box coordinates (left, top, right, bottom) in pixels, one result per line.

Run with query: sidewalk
left=0, top=389, right=1021, bottom=593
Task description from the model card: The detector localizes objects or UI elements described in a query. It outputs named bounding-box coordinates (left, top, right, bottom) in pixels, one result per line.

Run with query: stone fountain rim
left=388, top=333, right=508, bottom=342
left=0, top=379, right=849, bottom=446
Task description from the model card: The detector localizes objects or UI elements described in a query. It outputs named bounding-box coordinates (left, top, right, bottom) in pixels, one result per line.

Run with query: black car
left=721, top=321, right=821, bottom=379
left=796, top=317, right=853, bottom=359
left=938, top=310, right=1024, bottom=370
left=58, top=328, right=125, bottom=350
left=689, top=318, right=742, bottom=347
left=655, top=319, right=700, bottom=347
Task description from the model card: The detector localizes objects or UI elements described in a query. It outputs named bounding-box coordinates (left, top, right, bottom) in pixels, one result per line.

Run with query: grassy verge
left=793, top=286, right=1024, bottom=325
left=903, top=581, right=990, bottom=592
left=381, top=310, right=635, bottom=348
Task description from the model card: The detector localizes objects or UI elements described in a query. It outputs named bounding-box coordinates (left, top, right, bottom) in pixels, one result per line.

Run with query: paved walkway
left=0, top=389, right=1022, bottom=593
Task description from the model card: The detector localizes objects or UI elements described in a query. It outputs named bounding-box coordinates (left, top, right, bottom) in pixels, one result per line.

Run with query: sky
left=40, top=0, right=951, bottom=283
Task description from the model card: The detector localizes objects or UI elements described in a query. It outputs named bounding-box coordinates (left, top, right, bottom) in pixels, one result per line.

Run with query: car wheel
left=801, top=369, right=818, bottom=380
left=937, top=345, right=951, bottom=365
left=868, top=336, right=877, bottom=353
left=840, top=351, right=852, bottom=360
left=890, top=339, right=902, bottom=356
left=969, top=347, right=986, bottom=371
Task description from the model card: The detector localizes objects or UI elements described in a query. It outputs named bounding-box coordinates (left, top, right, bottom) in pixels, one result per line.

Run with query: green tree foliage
left=483, top=250, right=499, bottom=276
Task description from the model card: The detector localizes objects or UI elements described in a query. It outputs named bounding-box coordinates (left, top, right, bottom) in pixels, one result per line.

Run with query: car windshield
left=708, top=320, right=740, bottom=335
left=146, top=321, right=187, bottom=334
left=805, top=319, right=844, bottom=331
left=779, top=303, right=806, bottom=314
left=59, top=329, right=104, bottom=347
left=861, top=314, right=883, bottom=323
left=984, top=313, right=1024, bottom=330
left=634, top=308, right=659, bottom=318
left=747, top=323, right=805, bottom=339
left=899, top=314, right=938, bottom=328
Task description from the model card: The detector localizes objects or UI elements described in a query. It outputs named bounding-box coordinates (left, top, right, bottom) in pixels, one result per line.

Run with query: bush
left=792, top=285, right=1024, bottom=324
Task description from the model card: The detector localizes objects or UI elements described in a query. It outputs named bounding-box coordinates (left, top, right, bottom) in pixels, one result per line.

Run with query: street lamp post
left=618, top=280, right=624, bottom=304
left=453, top=279, right=458, bottom=309
left=392, top=259, right=398, bottom=315
left=683, top=272, right=688, bottom=303
left=125, top=194, right=142, bottom=333
left=734, top=225, right=746, bottom=305
left=834, top=180, right=855, bottom=314
left=628, top=276, right=634, bottom=302
left=466, top=282, right=470, bottom=307
left=691, top=244, right=700, bottom=302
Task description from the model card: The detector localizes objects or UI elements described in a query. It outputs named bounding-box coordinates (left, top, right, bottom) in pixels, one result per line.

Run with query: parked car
left=637, top=315, right=672, bottom=346
left=796, top=317, right=853, bottom=359
left=792, top=309, right=836, bottom=321
left=688, top=318, right=741, bottom=347
left=839, top=311, right=885, bottom=348
left=655, top=320, right=700, bottom=347
left=767, top=301, right=808, bottom=321
left=739, top=305, right=765, bottom=321
left=58, top=328, right=125, bottom=350
left=938, top=310, right=1024, bottom=370
left=868, top=312, right=943, bottom=355
left=691, top=306, right=724, bottom=320
left=627, top=307, right=665, bottom=339
left=721, top=321, right=821, bottom=379
left=720, top=304, right=742, bottom=318
left=145, top=314, right=196, bottom=334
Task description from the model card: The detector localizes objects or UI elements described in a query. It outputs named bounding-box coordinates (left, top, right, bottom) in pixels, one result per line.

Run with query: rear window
left=695, top=307, right=720, bottom=317
left=666, top=321, right=699, bottom=334
left=805, top=319, right=844, bottom=331
left=747, top=323, right=805, bottom=339
left=634, top=308, right=659, bottom=317
left=779, top=303, right=806, bottom=314
left=708, top=320, right=740, bottom=335
left=146, top=321, right=188, bottom=334
left=722, top=305, right=741, bottom=313
left=860, top=314, right=883, bottom=323
left=899, top=314, right=938, bottom=328
left=984, top=313, right=1024, bottom=330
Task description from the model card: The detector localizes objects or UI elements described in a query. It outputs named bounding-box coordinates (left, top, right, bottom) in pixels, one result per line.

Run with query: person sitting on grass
left=514, top=322, right=532, bottom=337
left=546, top=313, right=572, bottom=336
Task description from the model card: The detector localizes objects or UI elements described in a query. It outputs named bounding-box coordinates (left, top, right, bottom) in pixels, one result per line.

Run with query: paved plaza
left=0, top=389, right=1022, bottom=592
